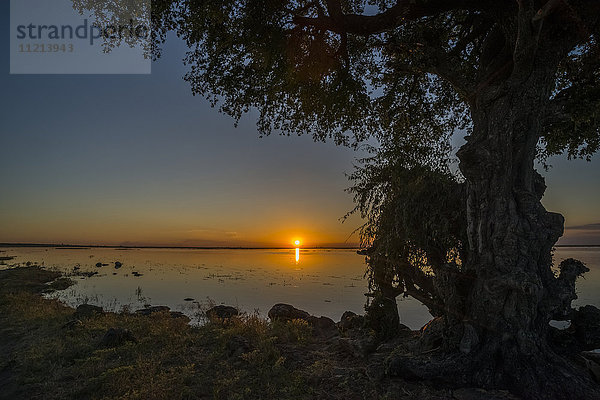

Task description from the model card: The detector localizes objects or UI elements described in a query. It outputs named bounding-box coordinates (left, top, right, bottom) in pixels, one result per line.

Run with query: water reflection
left=14, top=247, right=599, bottom=329
left=0, top=247, right=395, bottom=325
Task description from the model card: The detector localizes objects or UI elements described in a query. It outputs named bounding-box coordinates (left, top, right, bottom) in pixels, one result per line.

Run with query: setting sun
left=294, top=240, right=300, bottom=246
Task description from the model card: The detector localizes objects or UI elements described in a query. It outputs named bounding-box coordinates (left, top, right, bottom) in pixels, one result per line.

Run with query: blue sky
left=0, top=2, right=599, bottom=246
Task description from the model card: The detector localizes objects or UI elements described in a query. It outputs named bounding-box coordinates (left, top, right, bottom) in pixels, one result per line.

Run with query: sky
left=0, top=2, right=599, bottom=247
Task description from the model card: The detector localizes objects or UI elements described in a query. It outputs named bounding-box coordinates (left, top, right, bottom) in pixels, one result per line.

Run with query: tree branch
left=388, top=39, right=476, bottom=102
left=513, top=0, right=538, bottom=76
left=293, top=0, right=489, bottom=36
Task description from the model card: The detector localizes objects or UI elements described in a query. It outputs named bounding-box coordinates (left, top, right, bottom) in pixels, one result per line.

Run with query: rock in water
left=95, top=262, right=103, bottom=268
left=114, top=261, right=122, bottom=269
left=100, top=328, right=137, bottom=347
left=206, top=305, right=239, bottom=320
left=268, top=303, right=310, bottom=321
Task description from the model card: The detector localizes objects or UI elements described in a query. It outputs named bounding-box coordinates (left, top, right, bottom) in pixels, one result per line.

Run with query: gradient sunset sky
left=1, top=3, right=599, bottom=247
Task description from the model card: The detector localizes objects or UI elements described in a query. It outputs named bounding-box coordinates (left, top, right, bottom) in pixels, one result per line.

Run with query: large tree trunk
left=451, top=67, right=594, bottom=397
left=382, top=55, right=600, bottom=400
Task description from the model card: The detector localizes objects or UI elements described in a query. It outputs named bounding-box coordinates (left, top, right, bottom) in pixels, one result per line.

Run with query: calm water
left=1, top=247, right=598, bottom=329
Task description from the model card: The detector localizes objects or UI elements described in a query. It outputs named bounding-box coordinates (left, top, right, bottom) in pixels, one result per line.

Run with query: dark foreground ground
left=0, top=266, right=522, bottom=400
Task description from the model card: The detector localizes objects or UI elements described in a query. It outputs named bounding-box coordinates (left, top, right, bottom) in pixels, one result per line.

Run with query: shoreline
left=0, top=265, right=524, bottom=400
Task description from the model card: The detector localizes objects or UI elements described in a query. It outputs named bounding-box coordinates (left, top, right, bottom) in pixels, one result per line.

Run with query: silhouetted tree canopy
left=143, top=1, right=598, bottom=155
left=73, top=1, right=600, bottom=153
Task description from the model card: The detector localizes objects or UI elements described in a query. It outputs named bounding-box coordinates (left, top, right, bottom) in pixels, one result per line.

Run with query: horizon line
left=1, top=243, right=599, bottom=250
left=0, top=242, right=361, bottom=250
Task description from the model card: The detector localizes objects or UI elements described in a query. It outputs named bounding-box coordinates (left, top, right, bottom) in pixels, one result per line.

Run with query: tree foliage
left=542, top=36, right=600, bottom=161
left=130, top=0, right=600, bottom=156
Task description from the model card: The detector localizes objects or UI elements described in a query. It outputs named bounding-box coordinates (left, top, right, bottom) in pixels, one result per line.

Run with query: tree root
left=383, top=347, right=600, bottom=400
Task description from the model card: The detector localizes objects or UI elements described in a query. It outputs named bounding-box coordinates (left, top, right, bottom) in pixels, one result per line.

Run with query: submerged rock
left=75, top=304, right=103, bottom=319
left=100, top=327, right=137, bottom=347
left=206, top=305, right=239, bottom=320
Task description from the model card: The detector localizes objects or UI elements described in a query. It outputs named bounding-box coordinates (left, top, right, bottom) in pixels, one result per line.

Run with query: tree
left=77, top=0, right=600, bottom=397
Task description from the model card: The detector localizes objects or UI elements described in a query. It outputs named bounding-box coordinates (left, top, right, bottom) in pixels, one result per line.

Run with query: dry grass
left=0, top=267, right=314, bottom=400
left=0, top=266, right=454, bottom=400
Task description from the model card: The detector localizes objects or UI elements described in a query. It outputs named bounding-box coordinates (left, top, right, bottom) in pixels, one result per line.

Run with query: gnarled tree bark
left=448, top=51, right=597, bottom=396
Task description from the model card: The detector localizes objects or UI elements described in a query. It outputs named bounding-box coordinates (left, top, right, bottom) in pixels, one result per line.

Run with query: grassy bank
left=0, top=266, right=502, bottom=400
